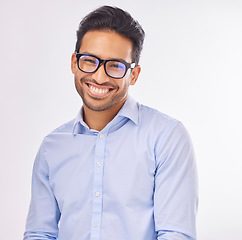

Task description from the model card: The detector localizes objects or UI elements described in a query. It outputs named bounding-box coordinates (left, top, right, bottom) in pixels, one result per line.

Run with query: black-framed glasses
left=75, top=53, right=135, bottom=79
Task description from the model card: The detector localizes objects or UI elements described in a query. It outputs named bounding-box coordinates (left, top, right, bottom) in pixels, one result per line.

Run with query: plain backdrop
left=0, top=0, right=241, bottom=239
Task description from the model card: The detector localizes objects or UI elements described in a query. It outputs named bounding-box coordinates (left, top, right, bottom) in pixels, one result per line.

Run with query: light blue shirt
left=24, top=96, right=198, bottom=240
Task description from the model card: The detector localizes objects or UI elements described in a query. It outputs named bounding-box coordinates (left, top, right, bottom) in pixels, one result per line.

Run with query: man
left=24, top=6, right=198, bottom=240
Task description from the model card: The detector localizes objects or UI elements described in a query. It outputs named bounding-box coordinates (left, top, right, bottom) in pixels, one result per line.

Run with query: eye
left=80, top=55, right=98, bottom=65
left=83, top=59, right=96, bottom=64
left=109, top=61, right=125, bottom=70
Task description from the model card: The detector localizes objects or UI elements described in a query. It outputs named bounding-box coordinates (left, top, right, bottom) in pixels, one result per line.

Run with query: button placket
left=90, top=132, right=106, bottom=240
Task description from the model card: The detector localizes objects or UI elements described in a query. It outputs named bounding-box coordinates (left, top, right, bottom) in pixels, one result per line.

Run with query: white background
left=0, top=0, right=241, bottom=239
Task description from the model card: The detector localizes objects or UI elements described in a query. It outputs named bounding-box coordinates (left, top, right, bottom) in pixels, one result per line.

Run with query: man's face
left=71, top=30, right=140, bottom=112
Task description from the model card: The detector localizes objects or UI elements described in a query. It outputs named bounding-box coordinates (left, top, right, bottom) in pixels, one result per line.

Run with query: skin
left=71, top=30, right=141, bottom=131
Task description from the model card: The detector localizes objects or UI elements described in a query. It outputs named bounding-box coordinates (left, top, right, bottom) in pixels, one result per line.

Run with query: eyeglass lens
left=78, top=55, right=126, bottom=78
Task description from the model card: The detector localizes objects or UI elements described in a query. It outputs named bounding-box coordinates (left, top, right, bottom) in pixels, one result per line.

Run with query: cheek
left=74, top=76, right=80, bottom=92
left=74, top=75, right=80, bottom=87
left=118, top=77, right=130, bottom=90
left=74, top=73, right=84, bottom=91
left=74, top=71, right=86, bottom=84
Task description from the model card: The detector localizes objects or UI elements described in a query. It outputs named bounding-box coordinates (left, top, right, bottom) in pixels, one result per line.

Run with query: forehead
left=79, top=30, right=133, bottom=61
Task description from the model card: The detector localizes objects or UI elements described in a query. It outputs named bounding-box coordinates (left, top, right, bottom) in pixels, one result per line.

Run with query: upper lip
left=86, top=82, right=116, bottom=90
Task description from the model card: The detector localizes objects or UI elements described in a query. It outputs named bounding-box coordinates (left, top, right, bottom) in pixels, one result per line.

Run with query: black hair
left=75, top=6, right=145, bottom=65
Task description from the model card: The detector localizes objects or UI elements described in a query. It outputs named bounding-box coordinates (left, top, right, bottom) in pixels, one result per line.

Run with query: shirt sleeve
left=24, top=141, right=60, bottom=240
left=154, top=122, right=198, bottom=240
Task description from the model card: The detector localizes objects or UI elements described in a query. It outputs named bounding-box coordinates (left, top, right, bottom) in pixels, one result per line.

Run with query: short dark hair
left=75, top=6, right=145, bottom=65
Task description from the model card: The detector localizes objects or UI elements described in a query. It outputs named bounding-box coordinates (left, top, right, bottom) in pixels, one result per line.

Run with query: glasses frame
left=75, top=52, right=136, bottom=79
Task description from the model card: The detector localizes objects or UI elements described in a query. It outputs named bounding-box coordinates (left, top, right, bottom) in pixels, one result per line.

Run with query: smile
left=86, top=83, right=115, bottom=97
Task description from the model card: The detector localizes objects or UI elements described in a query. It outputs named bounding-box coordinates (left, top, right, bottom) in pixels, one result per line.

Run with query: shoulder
left=138, top=103, right=180, bottom=130
left=41, top=118, right=75, bottom=144
left=37, top=119, right=75, bottom=160
left=138, top=103, right=190, bottom=145
left=45, top=119, right=75, bottom=138
left=50, top=119, right=75, bottom=134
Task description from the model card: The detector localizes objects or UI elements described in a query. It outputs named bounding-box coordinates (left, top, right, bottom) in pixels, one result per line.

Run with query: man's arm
left=24, top=141, right=60, bottom=240
left=154, top=122, right=198, bottom=240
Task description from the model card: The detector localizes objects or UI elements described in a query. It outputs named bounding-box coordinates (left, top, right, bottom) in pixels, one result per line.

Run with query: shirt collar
left=116, top=95, right=139, bottom=125
left=73, top=95, right=139, bottom=135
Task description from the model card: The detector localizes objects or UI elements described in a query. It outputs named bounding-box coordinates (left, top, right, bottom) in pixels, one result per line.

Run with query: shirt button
left=99, top=133, right=104, bottom=138
left=95, top=192, right=100, bottom=197
left=93, top=222, right=99, bottom=228
left=96, top=162, right=101, bottom=167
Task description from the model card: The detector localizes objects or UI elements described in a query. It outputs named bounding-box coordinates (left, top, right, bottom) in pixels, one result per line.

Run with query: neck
left=83, top=98, right=127, bottom=132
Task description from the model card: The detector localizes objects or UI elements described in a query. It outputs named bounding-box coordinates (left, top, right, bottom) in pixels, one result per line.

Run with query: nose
left=91, top=64, right=109, bottom=84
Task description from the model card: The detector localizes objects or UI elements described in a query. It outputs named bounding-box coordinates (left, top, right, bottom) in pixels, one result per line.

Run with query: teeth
left=90, top=85, right=109, bottom=94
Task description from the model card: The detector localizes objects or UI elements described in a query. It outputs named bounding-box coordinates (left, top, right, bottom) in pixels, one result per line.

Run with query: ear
left=71, top=53, right=77, bottom=74
left=130, top=65, right=141, bottom=86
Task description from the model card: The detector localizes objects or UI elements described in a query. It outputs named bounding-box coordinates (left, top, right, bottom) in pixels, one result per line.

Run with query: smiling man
left=24, top=6, right=198, bottom=240
left=72, top=30, right=139, bottom=130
